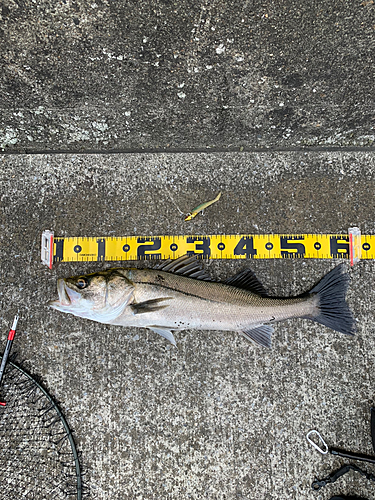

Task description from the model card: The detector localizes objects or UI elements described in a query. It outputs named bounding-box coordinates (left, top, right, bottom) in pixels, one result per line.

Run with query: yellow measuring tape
left=41, top=230, right=374, bottom=268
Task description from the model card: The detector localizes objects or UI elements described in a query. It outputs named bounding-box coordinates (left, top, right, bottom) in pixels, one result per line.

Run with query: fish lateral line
left=131, top=278, right=224, bottom=303
left=130, top=276, right=304, bottom=309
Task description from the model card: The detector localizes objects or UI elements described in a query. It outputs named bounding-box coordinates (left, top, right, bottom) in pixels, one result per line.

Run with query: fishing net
left=0, top=360, right=84, bottom=499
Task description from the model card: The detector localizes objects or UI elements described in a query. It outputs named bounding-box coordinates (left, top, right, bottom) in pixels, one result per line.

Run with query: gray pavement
left=1, top=0, right=375, bottom=499
left=0, top=152, right=374, bottom=499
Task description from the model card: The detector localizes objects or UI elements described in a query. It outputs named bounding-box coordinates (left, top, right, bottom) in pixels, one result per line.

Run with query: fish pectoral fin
left=148, top=326, right=177, bottom=346
left=130, top=297, right=172, bottom=315
left=241, top=325, right=274, bottom=349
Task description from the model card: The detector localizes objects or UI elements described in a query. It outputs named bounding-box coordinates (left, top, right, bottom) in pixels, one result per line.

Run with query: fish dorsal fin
left=224, top=269, right=268, bottom=296
left=241, top=325, right=274, bottom=348
left=155, top=255, right=212, bottom=281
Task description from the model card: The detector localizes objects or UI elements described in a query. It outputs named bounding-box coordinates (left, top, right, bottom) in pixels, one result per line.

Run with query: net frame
left=0, top=359, right=84, bottom=499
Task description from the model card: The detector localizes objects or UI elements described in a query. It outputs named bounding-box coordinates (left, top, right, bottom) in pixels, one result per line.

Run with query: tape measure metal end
left=348, top=227, right=361, bottom=266
left=41, top=230, right=54, bottom=269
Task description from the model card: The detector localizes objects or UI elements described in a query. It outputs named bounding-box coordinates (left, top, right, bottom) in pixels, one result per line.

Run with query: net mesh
left=0, top=360, right=83, bottom=500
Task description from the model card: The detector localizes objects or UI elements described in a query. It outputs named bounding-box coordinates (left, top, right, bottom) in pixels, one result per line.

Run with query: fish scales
left=124, top=268, right=313, bottom=331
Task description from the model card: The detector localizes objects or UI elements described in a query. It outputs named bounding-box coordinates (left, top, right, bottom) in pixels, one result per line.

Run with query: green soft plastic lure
left=184, top=192, right=222, bottom=221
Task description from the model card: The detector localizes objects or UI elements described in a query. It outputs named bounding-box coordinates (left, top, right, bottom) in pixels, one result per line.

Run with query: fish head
left=49, top=269, right=134, bottom=323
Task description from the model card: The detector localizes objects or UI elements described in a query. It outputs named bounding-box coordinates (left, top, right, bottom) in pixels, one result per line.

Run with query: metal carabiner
left=306, top=429, right=329, bottom=455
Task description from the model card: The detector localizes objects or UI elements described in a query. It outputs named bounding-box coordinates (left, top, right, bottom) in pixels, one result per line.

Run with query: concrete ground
left=1, top=0, right=375, bottom=152
left=1, top=1, right=375, bottom=500
left=1, top=152, right=375, bottom=500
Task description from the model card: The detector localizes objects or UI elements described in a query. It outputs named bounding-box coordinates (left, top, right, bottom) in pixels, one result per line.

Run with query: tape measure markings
left=49, top=233, right=375, bottom=265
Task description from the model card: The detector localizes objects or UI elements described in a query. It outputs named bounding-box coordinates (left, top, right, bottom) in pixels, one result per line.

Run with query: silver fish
left=49, top=255, right=355, bottom=348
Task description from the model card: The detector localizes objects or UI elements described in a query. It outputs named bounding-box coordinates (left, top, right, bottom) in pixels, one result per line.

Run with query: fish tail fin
left=307, top=264, right=356, bottom=335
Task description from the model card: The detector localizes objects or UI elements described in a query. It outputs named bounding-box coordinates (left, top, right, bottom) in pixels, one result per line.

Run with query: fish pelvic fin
left=306, top=264, right=356, bottom=335
left=241, top=325, right=274, bottom=348
left=131, top=298, right=172, bottom=314
left=148, top=326, right=177, bottom=346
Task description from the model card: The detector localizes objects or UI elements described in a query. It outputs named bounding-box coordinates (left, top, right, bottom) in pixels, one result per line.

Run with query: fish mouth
left=49, top=279, right=74, bottom=308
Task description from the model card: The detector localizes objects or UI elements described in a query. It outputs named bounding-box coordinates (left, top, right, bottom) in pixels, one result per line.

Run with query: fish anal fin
left=148, top=326, right=177, bottom=346
left=131, top=298, right=172, bottom=314
left=225, top=269, right=268, bottom=297
left=241, top=325, right=274, bottom=348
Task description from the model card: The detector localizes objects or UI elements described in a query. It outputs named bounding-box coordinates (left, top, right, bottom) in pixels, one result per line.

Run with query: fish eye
left=76, top=278, right=88, bottom=289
